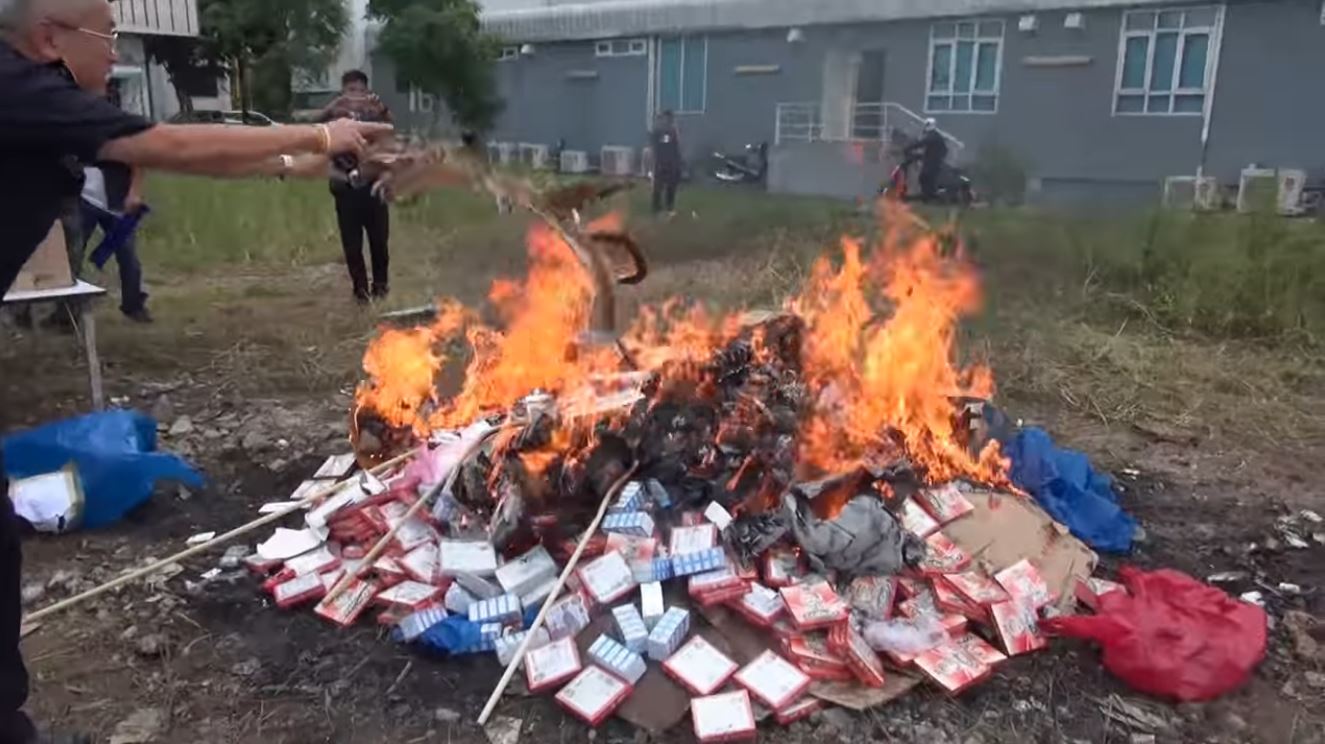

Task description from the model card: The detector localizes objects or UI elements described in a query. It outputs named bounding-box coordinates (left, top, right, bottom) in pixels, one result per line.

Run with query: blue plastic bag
left=2, top=410, right=203, bottom=529
left=1005, top=427, right=1137, bottom=553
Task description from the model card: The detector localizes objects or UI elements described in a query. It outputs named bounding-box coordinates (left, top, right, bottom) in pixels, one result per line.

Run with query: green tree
left=369, top=0, right=503, bottom=132
left=142, top=34, right=221, bottom=115
left=198, top=0, right=348, bottom=116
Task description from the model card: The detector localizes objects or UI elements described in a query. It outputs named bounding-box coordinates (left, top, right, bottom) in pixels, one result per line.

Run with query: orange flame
left=354, top=203, right=1009, bottom=488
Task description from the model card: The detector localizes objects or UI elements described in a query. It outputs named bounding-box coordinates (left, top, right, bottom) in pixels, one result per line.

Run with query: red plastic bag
left=1041, top=566, right=1267, bottom=702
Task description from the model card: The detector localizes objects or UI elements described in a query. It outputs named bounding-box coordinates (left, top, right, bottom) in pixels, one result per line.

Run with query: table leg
left=82, top=307, right=104, bottom=410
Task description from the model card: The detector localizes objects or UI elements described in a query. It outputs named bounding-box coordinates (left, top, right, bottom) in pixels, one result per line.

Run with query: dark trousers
left=919, top=164, right=941, bottom=202
left=80, top=203, right=146, bottom=315
left=652, top=172, right=679, bottom=214
left=332, top=186, right=389, bottom=298
left=0, top=462, right=34, bottom=744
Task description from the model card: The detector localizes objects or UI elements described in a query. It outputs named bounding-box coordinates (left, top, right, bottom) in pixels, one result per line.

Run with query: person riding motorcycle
left=906, top=118, right=949, bottom=202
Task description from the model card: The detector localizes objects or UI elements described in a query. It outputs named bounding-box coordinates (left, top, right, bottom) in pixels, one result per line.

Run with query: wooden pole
left=22, top=450, right=414, bottom=624
left=322, top=425, right=502, bottom=605
left=476, top=461, right=639, bottom=726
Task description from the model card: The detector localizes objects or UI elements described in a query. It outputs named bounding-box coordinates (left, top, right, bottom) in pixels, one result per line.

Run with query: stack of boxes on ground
left=238, top=451, right=1114, bottom=738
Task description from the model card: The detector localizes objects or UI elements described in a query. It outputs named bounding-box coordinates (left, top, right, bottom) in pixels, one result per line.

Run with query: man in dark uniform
left=0, top=1, right=392, bottom=740
left=906, top=117, right=949, bottom=203
left=320, top=69, right=393, bottom=303
left=649, top=110, right=682, bottom=216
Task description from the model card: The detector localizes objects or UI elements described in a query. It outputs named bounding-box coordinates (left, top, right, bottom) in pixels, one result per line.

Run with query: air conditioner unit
left=1163, top=176, right=1220, bottom=211
left=492, top=142, right=516, bottom=166
left=518, top=143, right=549, bottom=170
left=1278, top=168, right=1307, bottom=216
left=639, top=147, right=655, bottom=177
left=1018, top=14, right=1039, bottom=32
left=600, top=146, right=636, bottom=177
left=1064, top=12, right=1085, bottom=29
left=1236, top=167, right=1278, bottom=213
left=560, top=150, right=590, bottom=174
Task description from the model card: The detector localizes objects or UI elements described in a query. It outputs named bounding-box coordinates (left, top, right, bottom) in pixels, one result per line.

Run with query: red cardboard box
left=555, top=666, right=632, bottom=727
left=780, top=581, right=849, bottom=631
left=663, top=636, right=738, bottom=696
left=691, top=690, right=757, bottom=743
left=733, top=650, right=812, bottom=711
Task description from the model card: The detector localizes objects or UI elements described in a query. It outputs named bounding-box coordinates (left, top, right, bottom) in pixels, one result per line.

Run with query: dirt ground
left=4, top=222, right=1325, bottom=743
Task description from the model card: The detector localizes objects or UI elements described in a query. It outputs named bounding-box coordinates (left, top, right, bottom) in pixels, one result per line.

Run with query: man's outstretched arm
left=97, top=119, right=392, bottom=175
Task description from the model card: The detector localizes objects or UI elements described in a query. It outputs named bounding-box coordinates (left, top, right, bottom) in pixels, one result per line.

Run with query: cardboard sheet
left=942, top=489, right=1097, bottom=611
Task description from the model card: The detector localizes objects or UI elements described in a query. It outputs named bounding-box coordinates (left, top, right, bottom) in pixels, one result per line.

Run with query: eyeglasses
left=49, top=20, right=118, bottom=48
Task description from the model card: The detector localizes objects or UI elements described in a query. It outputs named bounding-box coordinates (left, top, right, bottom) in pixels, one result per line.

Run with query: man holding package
left=0, top=0, right=394, bottom=740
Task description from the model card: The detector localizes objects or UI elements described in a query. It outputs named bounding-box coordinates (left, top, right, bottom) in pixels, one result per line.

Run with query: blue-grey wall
left=376, top=0, right=1325, bottom=200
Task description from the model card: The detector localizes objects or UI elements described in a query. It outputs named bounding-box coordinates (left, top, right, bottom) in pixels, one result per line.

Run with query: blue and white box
left=467, top=593, right=522, bottom=625
left=588, top=634, right=648, bottom=684
left=644, top=479, right=672, bottom=509
left=462, top=622, right=504, bottom=653
left=602, top=511, right=655, bottom=538
left=646, top=607, right=691, bottom=661
left=630, top=557, right=675, bottom=584
left=494, top=627, right=550, bottom=666
left=671, top=547, right=727, bottom=578
left=444, top=582, right=476, bottom=615
left=611, top=604, right=649, bottom=653
left=611, top=481, right=645, bottom=513
left=394, top=605, right=447, bottom=643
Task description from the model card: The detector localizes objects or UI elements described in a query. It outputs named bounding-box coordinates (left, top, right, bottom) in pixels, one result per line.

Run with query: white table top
left=2, top=280, right=107, bottom=305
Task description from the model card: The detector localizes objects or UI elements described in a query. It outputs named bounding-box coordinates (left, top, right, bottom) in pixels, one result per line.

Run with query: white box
left=525, top=636, right=583, bottom=692
left=669, top=524, right=717, bottom=555
left=640, top=582, right=665, bottom=629
left=663, top=636, right=737, bottom=695
left=454, top=571, right=503, bottom=600
left=444, top=582, right=476, bottom=614
left=691, top=690, right=756, bottom=743
left=496, top=545, right=558, bottom=598
left=578, top=551, right=636, bottom=605
left=546, top=593, right=593, bottom=640
left=733, top=650, right=811, bottom=711
left=555, top=666, right=632, bottom=727
left=703, top=502, right=733, bottom=530
left=438, top=540, right=498, bottom=577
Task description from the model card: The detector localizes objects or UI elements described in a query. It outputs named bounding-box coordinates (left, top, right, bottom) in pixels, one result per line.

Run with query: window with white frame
left=657, top=36, right=707, bottom=113
left=926, top=19, right=1004, bottom=113
left=1114, top=6, right=1220, bottom=115
left=498, top=46, right=519, bottom=61
left=595, top=38, right=647, bottom=57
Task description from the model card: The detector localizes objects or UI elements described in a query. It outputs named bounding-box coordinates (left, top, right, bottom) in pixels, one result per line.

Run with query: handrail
left=774, top=100, right=965, bottom=153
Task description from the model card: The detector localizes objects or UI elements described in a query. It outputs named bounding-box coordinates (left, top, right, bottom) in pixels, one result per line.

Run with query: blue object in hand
left=90, top=204, right=150, bottom=270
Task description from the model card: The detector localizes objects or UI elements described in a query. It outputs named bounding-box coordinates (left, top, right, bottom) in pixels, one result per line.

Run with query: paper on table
left=257, top=526, right=327, bottom=560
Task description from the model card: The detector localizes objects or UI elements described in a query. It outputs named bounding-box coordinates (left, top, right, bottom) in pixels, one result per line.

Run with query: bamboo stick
left=322, top=425, right=502, bottom=605
left=476, top=461, right=639, bottom=726
left=22, top=450, right=414, bottom=624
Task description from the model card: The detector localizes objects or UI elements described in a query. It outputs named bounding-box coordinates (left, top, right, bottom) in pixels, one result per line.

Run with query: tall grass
left=136, top=174, right=1325, bottom=342
left=963, top=208, right=1325, bottom=342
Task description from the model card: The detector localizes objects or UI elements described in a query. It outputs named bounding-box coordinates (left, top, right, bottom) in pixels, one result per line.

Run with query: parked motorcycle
left=712, top=142, right=769, bottom=184
left=880, top=154, right=975, bottom=206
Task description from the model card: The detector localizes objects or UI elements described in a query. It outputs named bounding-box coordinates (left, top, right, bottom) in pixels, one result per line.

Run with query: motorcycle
left=880, top=154, right=975, bottom=206
left=712, top=142, right=768, bottom=184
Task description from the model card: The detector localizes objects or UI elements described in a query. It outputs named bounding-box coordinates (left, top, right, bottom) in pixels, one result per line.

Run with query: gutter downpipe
left=1196, top=3, right=1227, bottom=179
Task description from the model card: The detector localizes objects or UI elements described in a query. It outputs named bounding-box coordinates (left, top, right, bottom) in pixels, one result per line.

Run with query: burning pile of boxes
left=241, top=453, right=1117, bottom=740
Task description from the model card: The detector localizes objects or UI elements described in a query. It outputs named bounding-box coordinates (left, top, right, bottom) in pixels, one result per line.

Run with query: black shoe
left=370, top=284, right=389, bottom=300
left=353, top=288, right=371, bottom=306
left=122, top=307, right=153, bottom=324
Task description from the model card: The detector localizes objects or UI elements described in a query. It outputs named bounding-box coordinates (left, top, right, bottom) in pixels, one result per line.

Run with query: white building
left=112, top=0, right=227, bottom=121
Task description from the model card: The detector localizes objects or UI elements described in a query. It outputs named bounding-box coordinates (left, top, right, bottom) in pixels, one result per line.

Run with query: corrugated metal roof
left=483, top=0, right=1185, bottom=41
